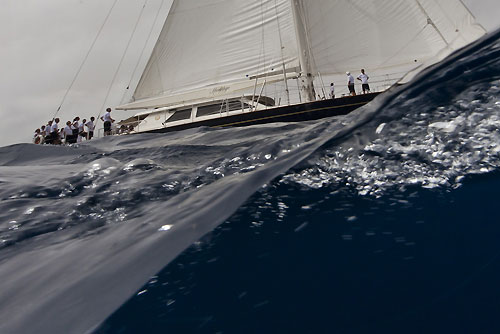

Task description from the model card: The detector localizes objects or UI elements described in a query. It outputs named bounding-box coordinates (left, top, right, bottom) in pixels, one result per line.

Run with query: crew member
left=357, top=69, right=370, bottom=94
left=40, top=125, right=46, bottom=143
left=63, top=121, right=74, bottom=144
left=346, top=72, right=356, bottom=96
left=44, top=120, right=53, bottom=144
left=101, top=108, right=115, bottom=136
left=78, top=119, right=87, bottom=142
left=85, top=117, right=95, bottom=140
left=33, top=129, right=41, bottom=144
left=72, top=117, right=80, bottom=141
left=330, top=82, right=335, bottom=99
left=50, top=118, right=61, bottom=145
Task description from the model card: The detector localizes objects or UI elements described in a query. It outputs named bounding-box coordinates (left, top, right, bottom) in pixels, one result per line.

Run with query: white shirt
left=51, top=123, right=58, bottom=132
left=45, top=126, right=51, bottom=136
left=358, top=73, right=369, bottom=84
left=103, top=112, right=112, bottom=122
left=63, top=125, right=73, bottom=136
left=78, top=123, right=85, bottom=132
left=86, top=120, right=95, bottom=131
left=347, top=74, right=355, bottom=84
left=330, top=84, right=335, bottom=94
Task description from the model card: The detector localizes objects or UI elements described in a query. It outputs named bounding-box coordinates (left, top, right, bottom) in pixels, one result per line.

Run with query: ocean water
left=1, top=29, right=500, bottom=334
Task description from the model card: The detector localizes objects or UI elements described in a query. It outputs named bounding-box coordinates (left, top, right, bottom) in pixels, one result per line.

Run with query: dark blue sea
left=1, top=29, right=500, bottom=334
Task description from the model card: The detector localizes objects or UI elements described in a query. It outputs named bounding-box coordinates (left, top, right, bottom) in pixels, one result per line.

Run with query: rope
left=52, top=0, right=120, bottom=121
left=120, top=0, right=168, bottom=105
left=96, top=0, right=150, bottom=124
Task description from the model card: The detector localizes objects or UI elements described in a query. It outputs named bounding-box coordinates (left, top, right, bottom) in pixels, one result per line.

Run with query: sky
left=0, top=0, right=498, bottom=147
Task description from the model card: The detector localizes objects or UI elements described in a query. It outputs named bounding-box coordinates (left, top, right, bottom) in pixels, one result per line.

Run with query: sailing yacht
left=115, top=0, right=486, bottom=134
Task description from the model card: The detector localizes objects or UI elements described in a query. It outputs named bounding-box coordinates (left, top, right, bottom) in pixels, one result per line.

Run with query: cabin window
left=227, top=100, right=249, bottom=112
left=196, top=104, right=224, bottom=117
left=196, top=100, right=249, bottom=117
left=165, top=109, right=191, bottom=123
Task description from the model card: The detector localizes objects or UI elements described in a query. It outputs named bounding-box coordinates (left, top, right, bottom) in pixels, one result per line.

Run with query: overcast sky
left=0, top=0, right=498, bottom=147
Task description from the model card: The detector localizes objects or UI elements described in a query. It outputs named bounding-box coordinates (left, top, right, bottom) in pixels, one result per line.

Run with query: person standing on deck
left=330, top=82, right=335, bottom=99
left=40, top=125, right=46, bottom=143
left=101, top=108, right=115, bottom=136
left=357, top=69, right=370, bottom=94
left=44, top=121, right=52, bottom=142
left=346, top=72, right=356, bottom=96
left=78, top=119, right=87, bottom=143
left=72, top=117, right=80, bottom=143
left=33, top=129, right=41, bottom=144
left=50, top=118, right=61, bottom=145
left=86, top=117, right=95, bottom=140
left=63, top=121, right=74, bottom=144
left=44, top=121, right=52, bottom=144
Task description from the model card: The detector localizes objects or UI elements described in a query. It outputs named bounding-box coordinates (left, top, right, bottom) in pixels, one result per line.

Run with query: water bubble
left=24, top=207, right=35, bottom=215
left=137, top=290, right=147, bottom=296
left=159, top=225, right=173, bottom=231
left=294, top=222, right=308, bottom=232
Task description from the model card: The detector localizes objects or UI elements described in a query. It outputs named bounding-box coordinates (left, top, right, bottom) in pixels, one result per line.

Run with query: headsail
left=301, top=0, right=486, bottom=79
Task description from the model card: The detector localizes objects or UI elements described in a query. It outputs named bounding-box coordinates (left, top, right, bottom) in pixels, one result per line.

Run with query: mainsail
left=132, top=0, right=299, bottom=100
left=118, top=0, right=485, bottom=110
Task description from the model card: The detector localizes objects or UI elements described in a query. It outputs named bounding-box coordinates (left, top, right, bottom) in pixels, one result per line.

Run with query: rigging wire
left=251, top=0, right=267, bottom=110
left=52, top=0, right=120, bottom=121
left=274, top=0, right=290, bottom=105
left=120, top=0, right=168, bottom=105
left=260, top=0, right=269, bottom=107
left=96, top=0, right=150, bottom=123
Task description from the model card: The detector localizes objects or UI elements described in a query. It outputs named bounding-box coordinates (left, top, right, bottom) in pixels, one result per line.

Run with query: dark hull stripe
left=213, top=100, right=370, bottom=128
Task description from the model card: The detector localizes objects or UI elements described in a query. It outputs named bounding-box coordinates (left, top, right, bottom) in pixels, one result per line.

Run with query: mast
left=290, top=0, right=315, bottom=102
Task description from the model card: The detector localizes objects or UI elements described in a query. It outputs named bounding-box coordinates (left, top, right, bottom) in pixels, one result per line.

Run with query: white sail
left=132, top=0, right=299, bottom=102
left=120, top=0, right=486, bottom=110
left=301, top=0, right=485, bottom=78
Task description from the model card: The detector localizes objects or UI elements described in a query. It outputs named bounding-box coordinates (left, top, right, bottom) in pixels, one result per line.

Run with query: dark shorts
left=348, top=84, right=355, bottom=93
left=362, top=83, right=370, bottom=91
left=47, top=132, right=58, bottom=144
left=104, top=121, right=111, bottom=132
left=88, top=131, right=94, bottom=139
left=67, top=134, right=77, bottom=144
